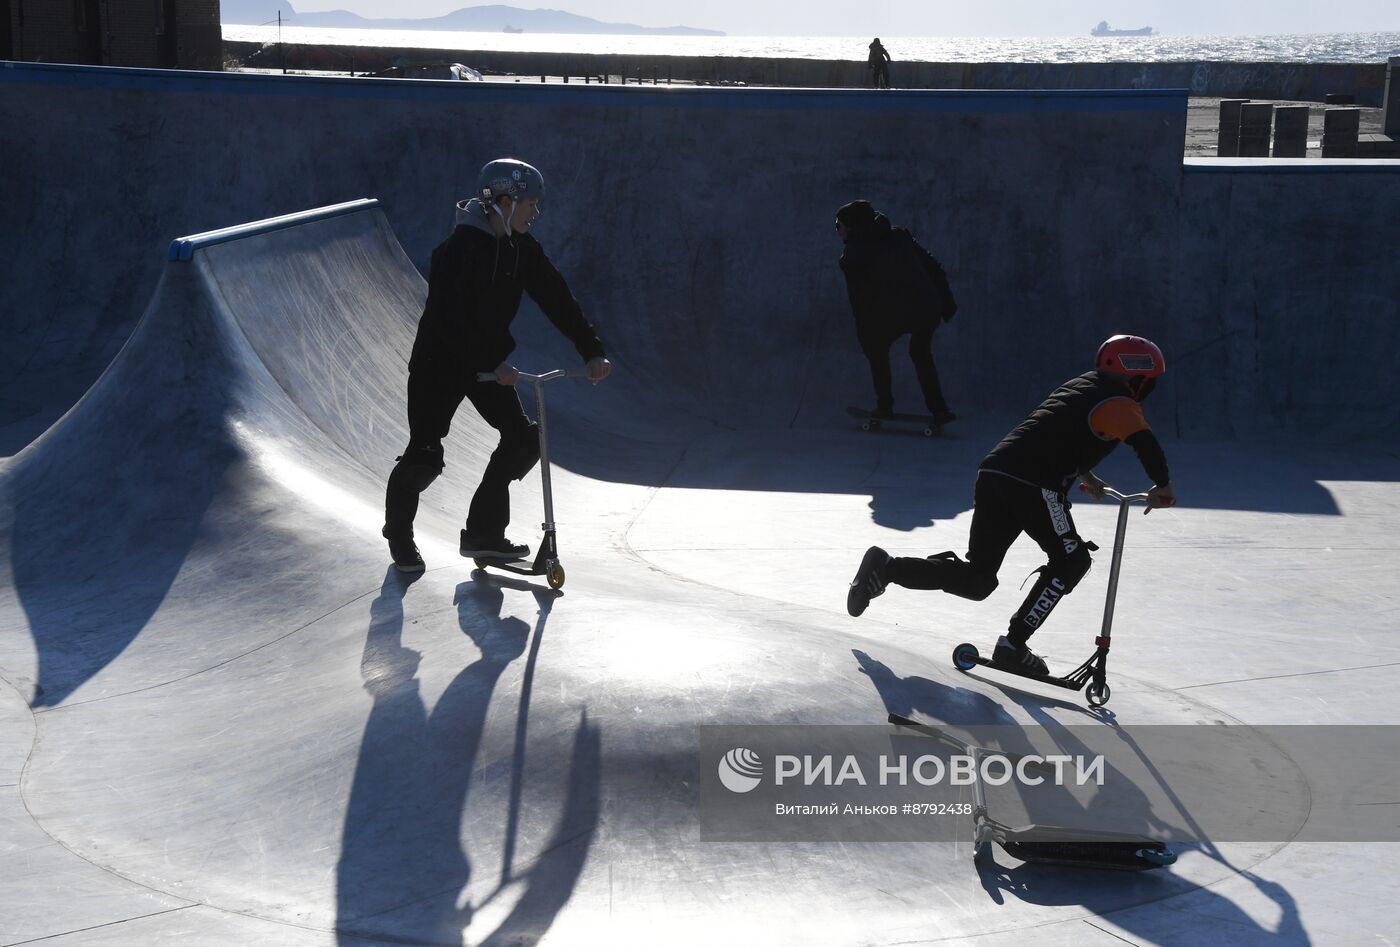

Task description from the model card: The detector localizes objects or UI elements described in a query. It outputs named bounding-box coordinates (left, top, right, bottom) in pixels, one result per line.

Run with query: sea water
left=223, top=25, right=1400, bottom=64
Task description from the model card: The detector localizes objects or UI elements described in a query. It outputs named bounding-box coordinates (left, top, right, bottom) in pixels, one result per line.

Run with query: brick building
left=3, top=0, right=222, bottom=71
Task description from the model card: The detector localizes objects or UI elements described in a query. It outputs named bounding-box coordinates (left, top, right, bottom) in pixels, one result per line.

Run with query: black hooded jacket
left=408, top=198, right=605, bottom=379
left=980, top=371, right=1171, bottom=493
left=839, top=214, right=956, bottom=345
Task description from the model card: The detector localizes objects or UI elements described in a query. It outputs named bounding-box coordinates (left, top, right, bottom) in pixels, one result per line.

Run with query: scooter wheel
left=952, top=643, right=979, bottom=671
left=546, top=561, right=565, bottom=590
left=473, top=558, right=489, bottom=569
left=1136, top=846, right=1177, bottom=868
left=1086, top=681, right=1111, bottom=707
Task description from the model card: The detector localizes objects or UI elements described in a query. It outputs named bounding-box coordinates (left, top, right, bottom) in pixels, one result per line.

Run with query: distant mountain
left=221, top=2, right=724, bottom=36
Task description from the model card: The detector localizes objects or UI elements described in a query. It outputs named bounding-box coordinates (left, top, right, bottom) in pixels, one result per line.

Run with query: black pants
left=886, top=472, right=1093, bottom=643
left=383, top=372, right=540, bottom=542
left=863, top=323, right=949, bottom=415
left=871, top=64, right=890, bottom=88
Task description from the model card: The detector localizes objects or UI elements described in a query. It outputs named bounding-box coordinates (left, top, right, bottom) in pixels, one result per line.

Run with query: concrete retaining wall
left=226, top=41, right=1389, bottom=106
left=1172, top=160, right=1400, bottom=437
left=1, top=62, right=1397, bottom=439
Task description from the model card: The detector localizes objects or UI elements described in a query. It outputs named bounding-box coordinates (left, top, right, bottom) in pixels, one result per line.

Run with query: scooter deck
left=987, top=821, right=1177, bottom=871
left=952, top=642, right=1110, bottom=706
left=471, top=542, right=566, bottom=590
left=962, top=654, right=1086, bottom=692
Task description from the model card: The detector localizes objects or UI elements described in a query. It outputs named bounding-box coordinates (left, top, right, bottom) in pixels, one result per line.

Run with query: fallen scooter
left=951, top=486, right=1150, bottom=707
left=887, top=713, right=1177, bottom=870
left=471, top=367, right=590, bottom=590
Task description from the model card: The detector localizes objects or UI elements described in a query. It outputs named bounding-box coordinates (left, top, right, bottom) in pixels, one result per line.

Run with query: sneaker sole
left=461, top=548, right=529, bottom=560
left=393, top=560, right=425, bottom=574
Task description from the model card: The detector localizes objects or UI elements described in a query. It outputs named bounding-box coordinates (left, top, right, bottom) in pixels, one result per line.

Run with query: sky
left=289, top=0, right=1400, bottom=37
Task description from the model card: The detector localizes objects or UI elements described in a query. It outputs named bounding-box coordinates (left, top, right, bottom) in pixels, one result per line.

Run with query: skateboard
left=846, top=406, right=943, bottom=437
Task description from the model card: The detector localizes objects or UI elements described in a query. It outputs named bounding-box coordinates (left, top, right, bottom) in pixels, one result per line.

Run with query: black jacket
left=839, top=214, right=956, bottom=344
left=409, top=199, right=605, bottom=378
left=980, top=371, right=1170, bottom=493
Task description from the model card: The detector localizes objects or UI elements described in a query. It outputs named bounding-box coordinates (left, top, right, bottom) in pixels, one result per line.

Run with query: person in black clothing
left=867, top=38, right=891, bottom=88
left=836, top=200, right=957, bottom=425
left=383, top=158, right=611, bottom=573
left=846, top=335, right=1176, bottom=674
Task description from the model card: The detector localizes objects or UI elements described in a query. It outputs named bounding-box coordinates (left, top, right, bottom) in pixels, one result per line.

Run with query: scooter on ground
left=471, top=368, right=590, bottom=590
left=951, top=486, right=1150, bottom=707
left=887, top=712, right=1177, bottom=870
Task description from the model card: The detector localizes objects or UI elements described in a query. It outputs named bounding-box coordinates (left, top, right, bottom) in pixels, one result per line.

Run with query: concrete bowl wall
left=2, top=62, right=1397, bottom=441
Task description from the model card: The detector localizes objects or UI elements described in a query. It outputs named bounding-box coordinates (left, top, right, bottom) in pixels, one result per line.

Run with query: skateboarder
left=836, top=199, right=957, bottom=426
left=846, top=335, right=1176, bottom=675
left=382, top=158, right=611, bottom=573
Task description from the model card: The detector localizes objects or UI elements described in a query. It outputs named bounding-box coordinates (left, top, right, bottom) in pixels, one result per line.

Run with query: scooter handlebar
left=475, top=368, right=593, bottom=384
left=1078, top=483, right=1152, bottom=503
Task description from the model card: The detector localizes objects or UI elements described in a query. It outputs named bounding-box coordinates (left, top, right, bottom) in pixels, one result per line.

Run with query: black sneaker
left=387, top=536, right=425, bottom=573
left=933, top=409, right=958, bottom=426
left=871, top=406, right=895, bottom=421
left=993, top=635, right=1049, bottom=676
left=847, top=546, right=892, bottom=617
left=460, top=531, right=530, bottom=560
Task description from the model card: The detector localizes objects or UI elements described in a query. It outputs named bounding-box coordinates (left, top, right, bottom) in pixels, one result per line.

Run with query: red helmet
left=1096, top=335, right=1165, bottom=377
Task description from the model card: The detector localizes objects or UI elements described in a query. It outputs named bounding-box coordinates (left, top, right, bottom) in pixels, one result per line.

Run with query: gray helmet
left=477, top=158, right=544, bottom=206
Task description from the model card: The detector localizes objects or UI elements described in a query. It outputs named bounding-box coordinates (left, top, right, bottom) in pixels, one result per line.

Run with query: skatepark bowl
left=2, top=61, right=1399, bottom=946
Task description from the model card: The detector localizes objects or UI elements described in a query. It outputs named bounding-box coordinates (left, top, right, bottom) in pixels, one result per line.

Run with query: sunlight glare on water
left=222, top=26, right=1400, bottom=64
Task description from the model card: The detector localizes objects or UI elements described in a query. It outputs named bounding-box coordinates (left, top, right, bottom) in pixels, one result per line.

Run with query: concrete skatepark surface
left=2, top=62, right=1400, bottom=945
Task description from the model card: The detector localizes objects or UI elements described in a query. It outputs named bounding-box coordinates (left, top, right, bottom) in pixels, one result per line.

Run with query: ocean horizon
left=222, top=25, right=1400, bottom=64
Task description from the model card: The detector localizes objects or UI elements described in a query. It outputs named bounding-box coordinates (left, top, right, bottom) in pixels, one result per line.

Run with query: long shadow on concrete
left=335, top=570, right=598, bottom=945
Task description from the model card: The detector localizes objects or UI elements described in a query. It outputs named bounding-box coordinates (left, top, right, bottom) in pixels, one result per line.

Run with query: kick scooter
left=950, top=486, right=1150, bottom=707
left=887, top=713, right=1177, bottom=870
left=471, top=368, right=590, bottom=590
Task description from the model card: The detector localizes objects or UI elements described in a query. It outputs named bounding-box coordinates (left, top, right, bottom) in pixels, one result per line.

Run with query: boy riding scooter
left=847, top=335, right=1175, bottom=675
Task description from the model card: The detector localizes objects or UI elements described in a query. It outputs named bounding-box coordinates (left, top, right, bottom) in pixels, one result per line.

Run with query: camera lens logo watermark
left=718, top=747, right=764, bottom=793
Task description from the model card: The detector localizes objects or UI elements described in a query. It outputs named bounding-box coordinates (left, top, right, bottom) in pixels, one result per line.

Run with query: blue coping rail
left=166, top=198, right=379, bottom=261
left=2, top=60, right=1186, bottom=113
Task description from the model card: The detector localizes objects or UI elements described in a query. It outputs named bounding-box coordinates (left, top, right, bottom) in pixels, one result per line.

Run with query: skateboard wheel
left=952, top=643, right=979, bottom=671
left=1086, top=681, right=1111, bottom=707
left=546, top=561, right=565, bottom=589
left=922, top=427, right=934, bottom=437
left=860, top=420, right=875, bottom=431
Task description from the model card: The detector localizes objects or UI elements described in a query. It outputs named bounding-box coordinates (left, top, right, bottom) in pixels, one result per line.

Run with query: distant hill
left=221, top=1, right=724, bottom=36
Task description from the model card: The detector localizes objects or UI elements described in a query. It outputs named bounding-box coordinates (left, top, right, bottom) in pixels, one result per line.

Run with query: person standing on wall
left=836, top=199, right=958, bottom=427
left=868, top=38, right=892, bottom=89
left=382, top=158, right=611, bottom=573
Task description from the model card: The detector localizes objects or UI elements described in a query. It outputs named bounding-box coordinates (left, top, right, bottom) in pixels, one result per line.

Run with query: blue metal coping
left=1183, top=157, right=1400, bottom=174
left=2, top=60, right=1186, bottom=113
left=166, top=198, right=379, bottom=261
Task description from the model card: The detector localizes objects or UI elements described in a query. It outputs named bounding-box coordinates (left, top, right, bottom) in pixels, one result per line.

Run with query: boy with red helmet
left=847, top=335, right=1175, bottom=675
